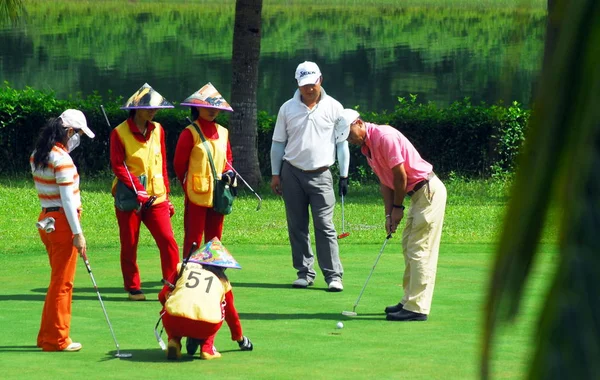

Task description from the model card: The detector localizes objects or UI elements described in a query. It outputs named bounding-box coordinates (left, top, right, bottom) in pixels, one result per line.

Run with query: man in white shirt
left=270, top=61, right=350, bottom=292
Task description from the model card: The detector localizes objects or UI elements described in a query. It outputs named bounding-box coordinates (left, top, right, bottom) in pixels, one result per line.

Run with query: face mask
left=67, top=132, right=81, bottom=153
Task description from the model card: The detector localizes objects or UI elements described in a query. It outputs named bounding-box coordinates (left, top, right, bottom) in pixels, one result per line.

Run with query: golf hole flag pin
left=188, top=237, right=241, bottom=269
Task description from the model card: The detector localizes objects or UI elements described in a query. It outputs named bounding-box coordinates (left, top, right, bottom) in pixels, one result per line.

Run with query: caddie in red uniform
left=110, top=83, right=180, bottom=301
left=173, top=83, right=236, bottom=256
left=158, top=238, right=253, bottom=360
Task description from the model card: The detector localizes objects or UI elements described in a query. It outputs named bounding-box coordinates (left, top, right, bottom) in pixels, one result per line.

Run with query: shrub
left=0, top=83, right=529, bottom=180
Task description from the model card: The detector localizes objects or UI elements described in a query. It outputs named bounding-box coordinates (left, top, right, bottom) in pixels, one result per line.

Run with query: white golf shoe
left=327, top=280, right=344, bottom=292
left=63, top=342, right=82, bottom=352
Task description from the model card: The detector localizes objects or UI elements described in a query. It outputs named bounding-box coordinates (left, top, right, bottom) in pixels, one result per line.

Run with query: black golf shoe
left=386, top=309, right=428, bottom=322
left=384, top=302, right=404, bottom=314
left=186, top=338, right=202, bottom=356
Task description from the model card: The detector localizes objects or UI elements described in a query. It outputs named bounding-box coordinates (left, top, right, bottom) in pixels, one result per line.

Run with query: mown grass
left=0, top=175, right=558, bottom=379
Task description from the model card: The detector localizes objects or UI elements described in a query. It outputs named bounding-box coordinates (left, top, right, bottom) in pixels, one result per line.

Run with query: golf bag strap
left=191, top=122, right=219, bottom=183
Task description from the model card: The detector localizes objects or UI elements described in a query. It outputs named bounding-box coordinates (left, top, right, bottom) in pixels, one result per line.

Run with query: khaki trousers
left=401, top=176, right=447, bottom=315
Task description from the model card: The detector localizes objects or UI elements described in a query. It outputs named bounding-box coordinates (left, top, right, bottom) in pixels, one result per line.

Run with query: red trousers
left=183, top=198, right=225, bottom=257
left=162, top=312, right=221, bottom=353
left=37, top=210, right=78, bottom=351
left=116, top=201, right=179, bottom=291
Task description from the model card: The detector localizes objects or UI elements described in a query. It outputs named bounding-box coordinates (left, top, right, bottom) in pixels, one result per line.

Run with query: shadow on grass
left=232, top=282, right=324, bottom=291
left=102, top=348, right=253, bottom=363
left=101, top=348, right=177, bottom=363
left=0, top=345, right=40, bottom=352
left=29, top=281, right=164, bottom=295
left=237, top=312, right=386, bottom=321
left=0, top=293, right=162, bottom=302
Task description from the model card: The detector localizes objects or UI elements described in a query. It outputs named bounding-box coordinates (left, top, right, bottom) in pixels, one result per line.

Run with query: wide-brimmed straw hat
left=180, top=83, right=233, bottom=112
left=188, top=237, right=241, bottom=269
left=121, top=83, right=174, bottom=110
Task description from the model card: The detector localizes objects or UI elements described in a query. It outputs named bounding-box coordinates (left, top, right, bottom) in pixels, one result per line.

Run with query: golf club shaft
left=341, top=194, right=345, bottom=233
left=81, top=254, right=122, bottom=353
left=100, top=104, right=111, bottom=128
left=226, top=161, right=262, bottom=201
left=350, top=234, right=392, bottom=310
left=175, top=241, right=197, bottom=284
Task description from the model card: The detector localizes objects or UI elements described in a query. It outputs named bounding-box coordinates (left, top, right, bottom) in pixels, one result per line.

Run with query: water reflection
left=0, top=2, right=545, bottom=114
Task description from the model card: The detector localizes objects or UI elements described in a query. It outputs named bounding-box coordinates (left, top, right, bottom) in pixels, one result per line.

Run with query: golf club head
left=337, top=232, right=350, bottom=239
left=255, top=197, right=262, bottom=211
left=115, top=352, right=133, bottom=359
left=341, top=310, right=357, bottom=317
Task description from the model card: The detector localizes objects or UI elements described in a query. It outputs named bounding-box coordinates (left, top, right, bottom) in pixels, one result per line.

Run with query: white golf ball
left=336, top=321, right=344, bottom=329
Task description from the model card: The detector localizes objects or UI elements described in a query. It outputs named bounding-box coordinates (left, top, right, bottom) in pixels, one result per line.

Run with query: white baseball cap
left=295, top=61, right=322, bottom=86
left=334, top=109, right=360, bottom=143
left=59, top=109, right=95, bottom=138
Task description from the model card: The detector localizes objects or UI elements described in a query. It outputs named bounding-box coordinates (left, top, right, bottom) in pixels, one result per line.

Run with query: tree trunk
left=229, top=0, right=263, bottom=188
left=543, top=0, right=558, bottom=68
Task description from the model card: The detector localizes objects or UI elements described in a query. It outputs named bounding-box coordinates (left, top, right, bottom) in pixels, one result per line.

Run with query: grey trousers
left=280, top=161, right=343, bottom=283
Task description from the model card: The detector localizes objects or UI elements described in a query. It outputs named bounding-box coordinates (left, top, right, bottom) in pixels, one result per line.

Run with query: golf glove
left=237, top=336, right=253, bottom=351
left=136, top=190, right=150, bottom=204
left=338, top=177, right=349, bottom=196
left=222, top=170, right=236, bottom=186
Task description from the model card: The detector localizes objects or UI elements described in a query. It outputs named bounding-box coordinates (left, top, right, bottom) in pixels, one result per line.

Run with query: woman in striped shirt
left=30, top=109, right=95, bottom=352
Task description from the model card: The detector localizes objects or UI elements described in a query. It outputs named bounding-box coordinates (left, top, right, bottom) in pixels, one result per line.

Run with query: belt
left=407, top=172, right=435, bottom=196
left=302, top=166, right=329, bottom=173
left=43, top=207, right=61, bottom=213
left=286, top=161, right=330, bottom=173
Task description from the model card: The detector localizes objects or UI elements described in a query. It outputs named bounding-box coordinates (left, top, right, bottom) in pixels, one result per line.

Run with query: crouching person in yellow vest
left=158, top=238, right=253, bottom=360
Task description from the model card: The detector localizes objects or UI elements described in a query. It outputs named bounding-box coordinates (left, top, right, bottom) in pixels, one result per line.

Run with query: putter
left=102, top=105, right=155, bottom=213
left=337, top=194, right=349, bottom=239
left=154, top=242, right=197, bottom=350
left=226, top=161, right=263, bottom=211
left=100, top=104, right=111, bottom=128
left=177, top=241, right=198, bottom=280
left=154, top=312, right=167, bottom=350
left=123, top=161, right=156, bottom=213
left=342, top=233, right=393, bottom=317
left=80, top=251, right=132, bottom=358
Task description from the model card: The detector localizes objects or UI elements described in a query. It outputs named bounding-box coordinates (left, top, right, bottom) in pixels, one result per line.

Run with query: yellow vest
left=185, top=123, right=229, bottom=207
left=111, top=120, right=167, bottom=204
left=165, top=262, right=230, bottom=323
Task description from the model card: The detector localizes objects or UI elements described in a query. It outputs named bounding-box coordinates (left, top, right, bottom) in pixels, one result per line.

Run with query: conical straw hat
left=121, top=83, right=174, bottom=109
left=180, top=82, right=233, bottom=112
left=188, top=237, right=241, bottom=269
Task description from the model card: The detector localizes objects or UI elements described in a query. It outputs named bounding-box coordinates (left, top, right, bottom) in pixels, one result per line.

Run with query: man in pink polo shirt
left=334, top=109, right=447, bottom=321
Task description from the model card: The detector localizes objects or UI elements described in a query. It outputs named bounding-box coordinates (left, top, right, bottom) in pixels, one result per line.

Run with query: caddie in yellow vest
left=109, top=83, right=179, bottom=301
left=173, top=82, right=237, bottom=257
left=158, top=238, right=253, bottom=360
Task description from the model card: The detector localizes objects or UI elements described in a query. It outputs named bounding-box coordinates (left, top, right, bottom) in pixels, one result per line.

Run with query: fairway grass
left=0, top=177, right=557, bottom=379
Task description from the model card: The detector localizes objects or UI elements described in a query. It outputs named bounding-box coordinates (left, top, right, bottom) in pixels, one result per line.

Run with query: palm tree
left=0, top=0, right=25, bottom=24
left=482, top=0, right=600, bottom=378
left=229, top=0, right=263, bottom=188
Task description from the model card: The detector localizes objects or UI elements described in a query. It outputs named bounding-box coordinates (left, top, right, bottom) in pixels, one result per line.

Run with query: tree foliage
left=482, top=0, right=600, bottom=378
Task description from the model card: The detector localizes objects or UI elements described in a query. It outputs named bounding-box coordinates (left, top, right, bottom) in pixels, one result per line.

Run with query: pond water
left=0, top=1, right=546, bottom=115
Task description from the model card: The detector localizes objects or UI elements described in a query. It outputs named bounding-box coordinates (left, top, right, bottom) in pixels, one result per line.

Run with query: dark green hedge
left=0, top=83, right=528, bottom=181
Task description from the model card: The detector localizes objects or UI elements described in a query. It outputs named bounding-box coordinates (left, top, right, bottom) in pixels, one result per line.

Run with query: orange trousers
left=37, top=210, right=78, bottom=351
